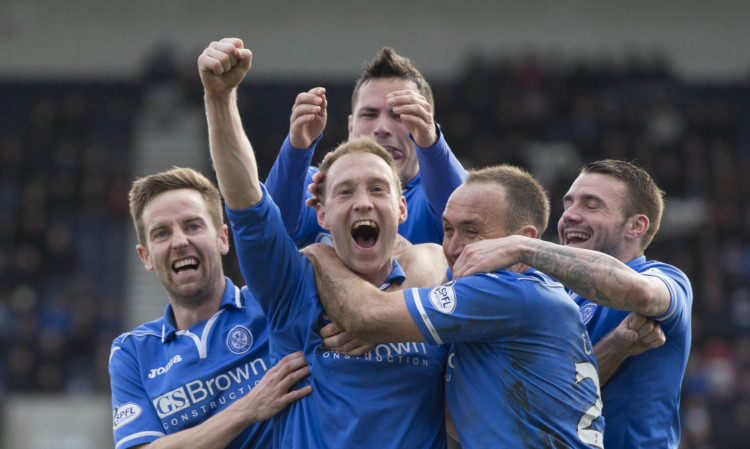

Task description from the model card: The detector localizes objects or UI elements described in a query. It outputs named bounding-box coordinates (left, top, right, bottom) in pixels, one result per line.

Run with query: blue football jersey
left=405, top=269, right=605, bottom=448
left=109, top=278, right=272, bottom=449
left=574, top=256, right=692, bottom=449
left=227, top=184, right=449, bottom=449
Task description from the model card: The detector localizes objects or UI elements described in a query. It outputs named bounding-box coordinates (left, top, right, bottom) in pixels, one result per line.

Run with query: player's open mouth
left=173, top=257, right=199, bottom=274
left=351, top=220, right=379, bottom=249
left=565, top=231, right=591, bottom=245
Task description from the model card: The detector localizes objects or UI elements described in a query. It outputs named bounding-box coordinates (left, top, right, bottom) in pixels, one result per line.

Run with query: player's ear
left=348, top=115, right=353, bottom=137
left=219, top=224, right=230, bottom=256
left=397, top=196, right=408, bottom=225
left=137, top=244, right=154, bottom=271
left=626, top=214, right=649, bottom=241
left=518, top=225, right=538, bottom=239
left=317, top=203, right=331, bottom=231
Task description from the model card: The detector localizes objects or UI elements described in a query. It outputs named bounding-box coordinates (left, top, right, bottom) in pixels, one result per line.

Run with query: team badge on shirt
left=113, top=402, right=142, bottom=430
left=428, top=281, right=457, bottom=314
left=226, top=325, right=253, bottom=354
left=579, top=303, right=597, bottom=324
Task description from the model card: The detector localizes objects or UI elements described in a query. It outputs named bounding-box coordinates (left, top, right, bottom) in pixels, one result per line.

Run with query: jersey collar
left=379, top=259, right=406, bottom=290
left=161, top=277, right=243, bottom=341
left=402, top=171, right=421, bottom=194
left=626, top=255, right=647, bottom=267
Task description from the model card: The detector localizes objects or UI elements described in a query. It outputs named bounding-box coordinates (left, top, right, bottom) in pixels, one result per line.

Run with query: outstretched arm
left=303, top=244, right=424, bottom=343
left=130, top=352, right=311, bottom=449
left=198, top=38, right=261, bottom=209
left=452, top=235, right=672, bottom=317
left=594, top=313, right=665, bottom=385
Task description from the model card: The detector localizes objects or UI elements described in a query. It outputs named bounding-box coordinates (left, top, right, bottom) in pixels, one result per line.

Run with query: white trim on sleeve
left=410, top=288, right=444, bottom=345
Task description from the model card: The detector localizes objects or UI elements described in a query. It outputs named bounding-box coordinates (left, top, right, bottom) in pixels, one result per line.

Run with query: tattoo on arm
left=526, top=241, right=634, bottom=308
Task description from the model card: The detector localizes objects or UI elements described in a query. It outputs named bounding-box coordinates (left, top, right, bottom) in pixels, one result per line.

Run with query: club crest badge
left=226, top=325, right=253, bottom=354
left=578, top=303, right=597, bottom=324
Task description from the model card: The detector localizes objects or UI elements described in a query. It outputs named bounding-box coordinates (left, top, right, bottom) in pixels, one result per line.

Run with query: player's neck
left=354, top=257, right=395, bottom=289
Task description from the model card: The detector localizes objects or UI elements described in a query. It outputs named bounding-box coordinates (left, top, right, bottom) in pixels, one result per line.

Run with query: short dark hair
left=580, top=159, right=665, bottom=249
left=129, top=167, right=224, bottom=247
left=465, top=165, right=550, bottom=236
left=351, top=47, right=434, bottom=112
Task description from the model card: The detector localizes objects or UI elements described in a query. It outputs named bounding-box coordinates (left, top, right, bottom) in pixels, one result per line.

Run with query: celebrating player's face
left=349, top=78, right=420, bottom=185
left=442, top=183, right=510, bottom=270
left=558, top=173, right=632, bottom=259
left=137, top=189, right=229, bottom=306
left=317, top=152, right=407, bottom=285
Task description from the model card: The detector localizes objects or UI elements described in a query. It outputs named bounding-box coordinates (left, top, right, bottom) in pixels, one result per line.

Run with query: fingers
left=283, top=384, right=313, bottom=403
left=387, top=90, right=431, bottom=111
left=319, top=322, right=343, bottom=339
left=626, top=312, right=647, bottom=330
left=199, top=38, right=252, bottom=75
left=291, top=88, right=327, bottom=120
left=271, top=352, right=310, bottom=389
left=321, top=329, right=351, bottom=350
left=641, top=323, right=666, bottom=348
left=321, top=328, right=374, bottom=355
left=305, top=170, right=324, bottom=208
left=387, top=90, right=432, bottom=123
left=451, top=243, right=485, bottom=279
left=342, top=343, right=375, bottom=357
left=273, top=351, right=308, bottom=374
left=628, top=313, right=664, bottom=347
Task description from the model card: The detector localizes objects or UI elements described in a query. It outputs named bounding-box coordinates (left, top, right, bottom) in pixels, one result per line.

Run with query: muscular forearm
left=519, top=238, right=666, bottom=316
left=306, top=249, right=376, bottom=332
left=139, top=398, right=260, bottom=449
left=139, top=350, right=310, bottom=449
left=205, top=91, right=262, bottom=209
left=593, top=337, right=630, bottom=386
left=305, top=245, right=425, bottom=343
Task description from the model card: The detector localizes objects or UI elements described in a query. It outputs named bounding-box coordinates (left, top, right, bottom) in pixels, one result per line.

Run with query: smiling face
left=349, top=78, right=420, bottom=185
left=136, top=188, right=229, bottom=307
left=558, top=172, right=632, bottom=260
left=442, top=183, right=510, bottom=271
left=317, top=152, right=407, bottom=285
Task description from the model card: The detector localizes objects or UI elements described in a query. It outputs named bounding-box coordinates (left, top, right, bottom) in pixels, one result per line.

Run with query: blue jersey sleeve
left=264, top=134, right=319, bottom=236
left=404, top=272, right=526, bottom=345
left=639, top=263, right=693, bottom=335
left=289, top=166, right=331, bottom=248
left=110, top=341, right=165, bottom=449
left=226, top=184, right=314, bottom=335
left=413, top=124, right=467, bottom=217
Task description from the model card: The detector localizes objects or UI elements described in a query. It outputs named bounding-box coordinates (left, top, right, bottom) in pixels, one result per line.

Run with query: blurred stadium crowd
left=0, top=50, right=748, bottom=448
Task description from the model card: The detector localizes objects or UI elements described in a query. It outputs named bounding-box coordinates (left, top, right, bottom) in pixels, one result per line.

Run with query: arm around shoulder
left=518, top=238, right=673, bottom=317
left=303, top=244, right=426, bottom=343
